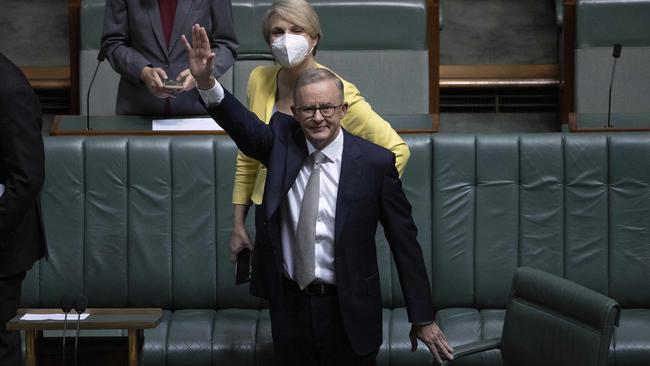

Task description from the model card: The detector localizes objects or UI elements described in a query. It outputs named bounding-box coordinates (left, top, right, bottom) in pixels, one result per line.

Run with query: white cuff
left=197, top=77, right=225, bottom=107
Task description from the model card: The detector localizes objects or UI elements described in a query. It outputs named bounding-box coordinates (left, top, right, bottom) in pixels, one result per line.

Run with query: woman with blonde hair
left=229, top=0, right=410, bottom=259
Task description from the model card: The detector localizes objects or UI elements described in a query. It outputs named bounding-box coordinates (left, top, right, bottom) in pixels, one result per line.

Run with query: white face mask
left=271, top=33, right=313, bottom=68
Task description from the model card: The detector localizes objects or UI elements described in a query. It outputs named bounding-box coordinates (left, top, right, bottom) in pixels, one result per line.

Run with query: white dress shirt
left=197, top=80, right=343, bottom=285
left=281, top=131, right=343, bottom=285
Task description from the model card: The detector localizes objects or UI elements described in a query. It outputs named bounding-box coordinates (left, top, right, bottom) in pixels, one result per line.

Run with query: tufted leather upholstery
left=445, top=267, right=620, bottom=366
left=22, top=133, right=650, bottom=365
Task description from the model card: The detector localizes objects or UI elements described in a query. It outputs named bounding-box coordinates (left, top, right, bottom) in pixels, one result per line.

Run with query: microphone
left=607, top=44, right=622, bottom=128
left=60, top=295, right=74, bottom=366
left=72, top=295, right=88, bottom=366
left=86, top=42, right=110, bottom=131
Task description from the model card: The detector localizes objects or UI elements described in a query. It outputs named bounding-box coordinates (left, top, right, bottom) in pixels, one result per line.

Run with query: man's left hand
left=410, top=322, right=454, bottom=364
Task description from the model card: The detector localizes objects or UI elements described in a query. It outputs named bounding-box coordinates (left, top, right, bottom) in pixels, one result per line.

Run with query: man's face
left=292, top=80, right=348, bottom=150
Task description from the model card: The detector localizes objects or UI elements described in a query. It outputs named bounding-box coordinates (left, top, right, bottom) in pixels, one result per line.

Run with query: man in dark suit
left=183, top=25, right=453, bottom=365
left=101, top=0, right=238, bottom=115
left=0, top=53, right=47, bottom=366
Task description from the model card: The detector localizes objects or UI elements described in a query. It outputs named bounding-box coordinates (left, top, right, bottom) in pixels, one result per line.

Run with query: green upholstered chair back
left=23, top=134, right=650, bottom=312
left=21, top=136, right=262, bottom=310
left=575, top=0, right=650, bottom=128
left=430, top=134, right=650, bottom=309
left=501, top=267, right=619, bottom=366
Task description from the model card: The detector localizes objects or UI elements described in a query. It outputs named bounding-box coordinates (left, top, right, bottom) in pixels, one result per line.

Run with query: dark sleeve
left=379, top=155, right=435, bottom=324
left=209, top=0, right=238, bottom=77
left=0, top=62, right=45, bottom=240
left=101, top=0, right=152, bottom=84
left=204, top=90, right=273, bottom=165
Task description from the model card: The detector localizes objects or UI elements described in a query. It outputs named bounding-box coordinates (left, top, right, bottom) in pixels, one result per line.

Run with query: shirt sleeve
left=197, top=78, right=225, bottom=106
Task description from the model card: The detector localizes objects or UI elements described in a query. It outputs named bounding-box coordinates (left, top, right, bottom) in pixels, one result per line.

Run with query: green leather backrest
left=26, top=134, right=648, bottom=311
left=430, top=133, right=650, bottom=309
left=22, top=136, right=262, bottom=310
left=575, top=0, right=650, bottom=128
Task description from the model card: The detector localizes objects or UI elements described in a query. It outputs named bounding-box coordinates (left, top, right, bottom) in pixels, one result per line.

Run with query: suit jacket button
left=164, top=64, right=169, bottom=68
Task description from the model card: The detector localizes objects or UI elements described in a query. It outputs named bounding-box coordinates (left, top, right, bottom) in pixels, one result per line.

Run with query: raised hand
left=181, top=24, right=216, bottom=89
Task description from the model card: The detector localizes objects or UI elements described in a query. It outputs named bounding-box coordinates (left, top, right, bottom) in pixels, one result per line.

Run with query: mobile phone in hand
left=235, top=248, right=252, bottom=285
left=163, top=79, right=184, bottom=89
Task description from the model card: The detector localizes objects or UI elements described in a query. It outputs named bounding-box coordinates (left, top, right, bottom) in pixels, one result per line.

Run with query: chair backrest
left=501, top=267, right=619, bottom=366
left=429, top=133, right=650, bottom=310
left=574, top=0, right=650, bottom=128
left=21, top=136, right=262, bottom=310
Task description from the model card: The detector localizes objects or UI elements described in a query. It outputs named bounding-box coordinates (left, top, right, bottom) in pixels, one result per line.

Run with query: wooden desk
left=7, top=308, right=162, bottom=366
left=50, top=114, right=439, bottom=136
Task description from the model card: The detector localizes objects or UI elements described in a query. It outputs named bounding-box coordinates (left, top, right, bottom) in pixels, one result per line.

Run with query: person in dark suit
left=183, top=25, right=453, bottom=365
left=0, top=53, right=47, bottom=366
left=101, top=0, right=238, bottom=115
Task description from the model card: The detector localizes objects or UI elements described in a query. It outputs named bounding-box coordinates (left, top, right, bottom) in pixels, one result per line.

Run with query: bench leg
left=24, top=330, right=39, bottom=366
left=128, top=329, right=144, bottom=366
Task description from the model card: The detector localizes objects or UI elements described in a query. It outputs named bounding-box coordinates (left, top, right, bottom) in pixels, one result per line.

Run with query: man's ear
left=340, top=102, right=349, bottom=116
left=291, top=105, right=298, bottom=118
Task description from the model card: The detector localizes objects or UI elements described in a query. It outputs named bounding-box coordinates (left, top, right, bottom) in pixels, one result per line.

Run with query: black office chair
left=446, top=267, right=620, bottom=366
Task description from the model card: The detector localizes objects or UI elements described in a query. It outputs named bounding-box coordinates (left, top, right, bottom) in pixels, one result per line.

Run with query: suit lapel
left=334, top=130, right=363, bottom=245
left=145, top=0, right=168, bottom=56
left=168, top=0, right=194, bottom=53
left=264, top=122, right=307, bottom=219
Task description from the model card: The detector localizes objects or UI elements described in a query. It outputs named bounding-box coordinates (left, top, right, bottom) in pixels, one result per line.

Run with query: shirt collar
left=305, top=128, right=343, bottom=163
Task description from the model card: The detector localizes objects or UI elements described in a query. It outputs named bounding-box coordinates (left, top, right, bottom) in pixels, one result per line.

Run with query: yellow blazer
left=232, top=63, right=410, bottom=205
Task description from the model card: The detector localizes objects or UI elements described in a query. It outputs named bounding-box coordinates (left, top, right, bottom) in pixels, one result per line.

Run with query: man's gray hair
left=294, top=68, right=345, bottom=103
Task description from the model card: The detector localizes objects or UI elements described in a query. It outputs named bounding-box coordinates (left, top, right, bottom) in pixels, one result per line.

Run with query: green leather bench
left=22, top=133, right=650, bottom=365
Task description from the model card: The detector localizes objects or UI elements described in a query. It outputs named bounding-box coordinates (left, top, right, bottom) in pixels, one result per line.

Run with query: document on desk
left=21, top=313, right=90, bottom=321
left=152, top=117, right=223, bottom=131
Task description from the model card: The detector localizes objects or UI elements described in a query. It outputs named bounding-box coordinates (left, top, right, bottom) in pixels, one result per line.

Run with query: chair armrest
left=441, top=337, right=501, bottom=364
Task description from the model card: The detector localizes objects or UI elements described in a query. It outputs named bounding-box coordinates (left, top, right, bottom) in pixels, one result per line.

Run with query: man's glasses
left=296, top=104, right=343, bottom=118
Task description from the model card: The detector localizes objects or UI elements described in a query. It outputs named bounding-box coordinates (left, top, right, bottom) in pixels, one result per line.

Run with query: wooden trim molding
left=426, top=0, right=440, bottom=121
left=69, top=0, right=81, bottom=114
left=440, top=64, right=559, bottom=88
left=20, top=67, right=70, bottom=90
left=561, top=0, right=576, bottom=126
left=568, top=113, right=650, bottom=132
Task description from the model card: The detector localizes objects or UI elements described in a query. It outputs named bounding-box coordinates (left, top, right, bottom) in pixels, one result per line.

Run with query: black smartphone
left=235, top=248, right=252, bottom=285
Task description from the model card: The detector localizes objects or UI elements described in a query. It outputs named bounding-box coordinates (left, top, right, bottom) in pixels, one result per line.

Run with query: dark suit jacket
left=0, top=53, right=47, bottom=277
left=206, top=90, right=435, bottom=355
left=102, top=0, right=238, bottom=116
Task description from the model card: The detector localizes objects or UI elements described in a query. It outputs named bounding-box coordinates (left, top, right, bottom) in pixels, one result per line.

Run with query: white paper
left=152, top=117, right=222, bottom=131
left=0, top=184, right=4, bottom=198
left=21, top=313, right=90, bottom=321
